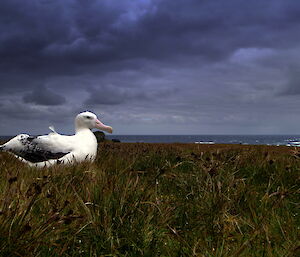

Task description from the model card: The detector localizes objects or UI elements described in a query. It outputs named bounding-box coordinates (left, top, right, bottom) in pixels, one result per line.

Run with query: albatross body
left=0, top=111, right=113, bottom=167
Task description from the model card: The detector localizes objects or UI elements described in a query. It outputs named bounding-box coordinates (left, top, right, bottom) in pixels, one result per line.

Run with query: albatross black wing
left=3, top=134, right=70, bottom=163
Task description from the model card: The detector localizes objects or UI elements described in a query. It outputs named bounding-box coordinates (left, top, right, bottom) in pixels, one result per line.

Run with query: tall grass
left=0, top=143, right=299, bottom=256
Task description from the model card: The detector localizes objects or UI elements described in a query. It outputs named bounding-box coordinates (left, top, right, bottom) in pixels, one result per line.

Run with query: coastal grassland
left=0, top=143, right=299, bottom=256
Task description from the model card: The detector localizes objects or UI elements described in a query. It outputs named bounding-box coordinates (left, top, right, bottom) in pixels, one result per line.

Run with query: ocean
left=2, top=135, right=300, bottom=146
left=107, top=135, right=300, bottom=146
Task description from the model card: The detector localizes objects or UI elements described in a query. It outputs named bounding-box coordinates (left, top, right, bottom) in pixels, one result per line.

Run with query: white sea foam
left=287, top=141, right=300, bottom=147
left=195, top=141, right=215, bottom=144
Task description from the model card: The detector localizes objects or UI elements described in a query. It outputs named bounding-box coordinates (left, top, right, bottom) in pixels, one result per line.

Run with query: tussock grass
left=0, top=143, right=299, bottom=256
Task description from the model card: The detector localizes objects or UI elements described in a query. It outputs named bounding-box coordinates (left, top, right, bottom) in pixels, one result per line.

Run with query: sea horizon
left=2, top=134, right=300, bottom=146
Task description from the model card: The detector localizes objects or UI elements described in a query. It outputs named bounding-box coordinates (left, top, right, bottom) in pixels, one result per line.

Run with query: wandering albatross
left=0, top=111, right=113, bottom=167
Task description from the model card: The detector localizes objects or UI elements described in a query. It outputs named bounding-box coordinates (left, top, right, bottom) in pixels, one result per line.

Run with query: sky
left=1, top=0, right=300, bottom=135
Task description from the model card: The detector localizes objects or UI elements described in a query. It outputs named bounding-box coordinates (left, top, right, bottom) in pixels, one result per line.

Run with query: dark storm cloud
left=279, top=66, right=300, bottom=95
left=1, top=0, right=300, bottom=134
left=85, top=86, right=129, bottom=105
left=84, top=83, right=178, bottom=105
left=23, top=87, right=66, bottom=106
left=2, top=0, right=300, bottom=75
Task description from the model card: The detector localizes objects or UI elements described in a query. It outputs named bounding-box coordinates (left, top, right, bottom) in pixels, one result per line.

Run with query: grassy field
left=0, top=142, right=299, bottom=256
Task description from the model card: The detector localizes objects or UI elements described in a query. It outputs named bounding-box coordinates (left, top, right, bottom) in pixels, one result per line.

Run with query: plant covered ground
left=0, top=142, right=299, bottom=256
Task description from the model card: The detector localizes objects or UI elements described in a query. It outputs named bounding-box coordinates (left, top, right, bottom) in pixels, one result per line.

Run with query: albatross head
left=75, top=111, right=113, bottom=133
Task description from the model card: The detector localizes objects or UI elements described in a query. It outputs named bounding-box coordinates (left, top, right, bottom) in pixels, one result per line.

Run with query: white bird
left=0, top=111, right=113, bottom=167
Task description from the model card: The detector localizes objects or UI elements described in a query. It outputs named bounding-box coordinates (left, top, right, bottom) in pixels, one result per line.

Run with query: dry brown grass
left=0, top=142, right=299, bottom=256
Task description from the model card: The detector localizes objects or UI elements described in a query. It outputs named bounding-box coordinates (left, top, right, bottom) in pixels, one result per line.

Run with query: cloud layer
left=23, top=87, right=66, bottom=106
left=1, top=0, right=300, bottom=134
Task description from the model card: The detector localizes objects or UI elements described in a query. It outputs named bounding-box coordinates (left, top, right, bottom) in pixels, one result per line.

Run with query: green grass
left=0, top=143, right=299, bottom=256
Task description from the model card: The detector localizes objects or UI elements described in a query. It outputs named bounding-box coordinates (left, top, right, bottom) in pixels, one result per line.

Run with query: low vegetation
left=0, top=143, right=299, bottom=256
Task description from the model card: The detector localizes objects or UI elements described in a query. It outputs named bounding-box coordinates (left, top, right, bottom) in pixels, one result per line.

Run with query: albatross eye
left=86, top=116, right=92, bottom=120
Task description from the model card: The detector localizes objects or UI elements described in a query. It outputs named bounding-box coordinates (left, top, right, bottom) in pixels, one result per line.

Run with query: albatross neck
left=75, top=126, right=93, bottom=134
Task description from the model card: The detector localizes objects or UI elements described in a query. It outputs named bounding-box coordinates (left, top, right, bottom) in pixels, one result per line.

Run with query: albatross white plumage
left=0, top=111, right=113, bottom=167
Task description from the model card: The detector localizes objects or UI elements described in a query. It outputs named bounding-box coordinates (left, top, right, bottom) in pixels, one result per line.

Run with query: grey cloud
left=84, top=82, right=178, bottom=106
left=2, top=0, right=300, bottom=135
left=280, top=66, right=300, bottom=95
left=85, top=86, right=128, bottom=105
left=2, top=0, right=300, bottom=76
left=84, top=85, right=151, bottom=106
left=23, top=87, right=66, bottom=106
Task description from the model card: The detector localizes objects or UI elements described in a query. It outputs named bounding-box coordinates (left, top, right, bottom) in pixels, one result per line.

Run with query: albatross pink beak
left=95, top=119, right=113, bottom=133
